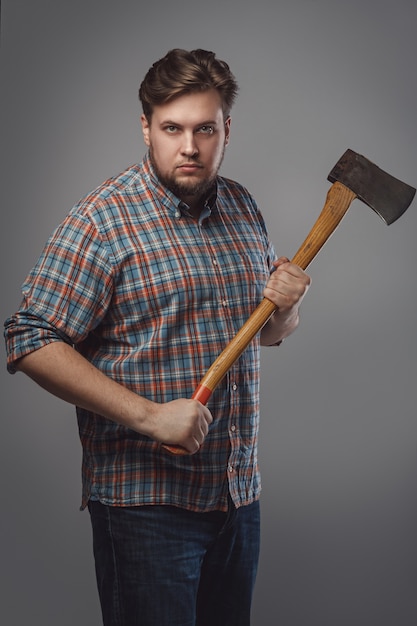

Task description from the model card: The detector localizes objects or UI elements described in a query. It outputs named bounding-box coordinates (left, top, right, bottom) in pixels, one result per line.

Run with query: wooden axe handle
left=163, top=181, right=356, bottom=455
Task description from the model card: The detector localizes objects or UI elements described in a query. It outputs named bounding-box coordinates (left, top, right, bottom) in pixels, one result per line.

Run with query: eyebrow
left=159, top=119, right=219, bottom=128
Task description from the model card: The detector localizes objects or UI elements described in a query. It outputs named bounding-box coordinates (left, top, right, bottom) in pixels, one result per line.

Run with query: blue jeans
left=88, top=498, right=260, bottom=626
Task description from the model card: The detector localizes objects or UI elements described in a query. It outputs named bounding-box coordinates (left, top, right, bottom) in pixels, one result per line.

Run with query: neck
left=183, top=196, right=204, bottom=218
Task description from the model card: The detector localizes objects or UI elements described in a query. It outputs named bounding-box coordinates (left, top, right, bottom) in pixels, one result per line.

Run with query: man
left=4, top=49, right=310, bottom=625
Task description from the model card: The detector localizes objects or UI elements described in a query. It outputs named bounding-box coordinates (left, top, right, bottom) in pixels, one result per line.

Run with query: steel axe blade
left=328, top=149, right=415, bottom=225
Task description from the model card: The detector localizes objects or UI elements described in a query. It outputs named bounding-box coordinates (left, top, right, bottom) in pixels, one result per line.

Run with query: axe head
left=328, top=149, right=415, bottom=225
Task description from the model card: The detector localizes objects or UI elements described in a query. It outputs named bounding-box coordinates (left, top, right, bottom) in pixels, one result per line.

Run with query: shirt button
left=230, top=424, right=236, bottom=432
left=222, top=300, right=228, bottom=307
left=212, top=259, right=218, bottom=266
left=228, top=465, right=234, bottom=473
left=232, top=383, right=237, bottom=391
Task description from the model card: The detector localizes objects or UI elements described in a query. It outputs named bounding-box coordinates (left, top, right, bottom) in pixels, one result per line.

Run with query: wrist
left=260, top=310, right=299, bottom=346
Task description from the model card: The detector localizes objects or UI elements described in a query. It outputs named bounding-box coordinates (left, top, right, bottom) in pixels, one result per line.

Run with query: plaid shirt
left=4, top=154, right=276, bottom=512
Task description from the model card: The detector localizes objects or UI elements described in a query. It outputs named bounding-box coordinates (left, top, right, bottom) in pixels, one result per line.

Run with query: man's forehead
left=151, top=90, right=225, bottom=125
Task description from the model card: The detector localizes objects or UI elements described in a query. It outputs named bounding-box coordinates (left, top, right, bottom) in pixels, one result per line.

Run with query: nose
left=180, top=131, right=199, bottom=157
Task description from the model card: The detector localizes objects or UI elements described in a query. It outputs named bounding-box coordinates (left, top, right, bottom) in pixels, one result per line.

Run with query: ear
left=141, top=114, right=151, bottom=147
left=224, top=116, right=231, bottom=146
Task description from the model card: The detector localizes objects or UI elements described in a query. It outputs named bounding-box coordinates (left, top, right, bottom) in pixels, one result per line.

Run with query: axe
left=163, top=149, right=415, bottom=455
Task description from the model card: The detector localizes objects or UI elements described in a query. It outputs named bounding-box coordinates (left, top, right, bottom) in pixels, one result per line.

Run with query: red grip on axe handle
left=162, top=182, right=357, bottom=456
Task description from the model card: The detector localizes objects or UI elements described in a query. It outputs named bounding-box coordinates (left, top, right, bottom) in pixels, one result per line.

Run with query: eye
left=164, top=125, right=179, bottom=134
left=198, top=125, right=215, bottom=134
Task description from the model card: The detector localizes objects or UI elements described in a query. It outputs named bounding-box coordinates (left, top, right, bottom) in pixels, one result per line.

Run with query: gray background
left=1, top=1, right=416, bottom=624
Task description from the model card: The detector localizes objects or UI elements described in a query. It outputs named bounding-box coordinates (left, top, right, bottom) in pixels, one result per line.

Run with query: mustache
left=176, top=159, right=203, bottom=168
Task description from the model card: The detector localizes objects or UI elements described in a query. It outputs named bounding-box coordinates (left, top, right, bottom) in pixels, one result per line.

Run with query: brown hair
left=139, top=48, right=239, bottom=122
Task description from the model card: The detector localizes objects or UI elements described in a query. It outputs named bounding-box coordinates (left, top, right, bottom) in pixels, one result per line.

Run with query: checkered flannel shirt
left=4, top=153, right=277, bottom=512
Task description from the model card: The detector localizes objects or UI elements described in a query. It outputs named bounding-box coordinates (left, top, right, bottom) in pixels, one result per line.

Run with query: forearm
left=15, top=342, right=156, bottom=436
left=15, top=341, right=212, bottom=453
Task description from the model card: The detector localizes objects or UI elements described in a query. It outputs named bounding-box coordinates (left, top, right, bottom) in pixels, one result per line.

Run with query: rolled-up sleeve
left=4, top=212, right=114, bottom=373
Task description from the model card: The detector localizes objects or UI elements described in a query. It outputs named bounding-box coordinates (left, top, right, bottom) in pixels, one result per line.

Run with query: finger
left=198, top=403, right=213, bottom=425
left=204, top=407, right=213, bottom=424
left=267, top=270, right=296, bottom=293
left=200, top=409, right=213, bottom=437
left=272, top=256, right=290, bottom=269
left=190, top=437, right=201, bottom=454
left=273, top=268, right=311, bottom=293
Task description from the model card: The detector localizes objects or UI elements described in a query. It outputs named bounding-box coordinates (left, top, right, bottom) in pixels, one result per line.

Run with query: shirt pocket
left=219, top=250, right=270, bottom=319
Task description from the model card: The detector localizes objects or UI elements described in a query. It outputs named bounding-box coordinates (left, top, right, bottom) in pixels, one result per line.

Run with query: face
left=141, top=89, right=231, bottom=211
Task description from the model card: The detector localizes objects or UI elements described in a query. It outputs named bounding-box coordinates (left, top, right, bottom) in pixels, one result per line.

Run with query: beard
left=149, top=145, right=225, bottom=204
